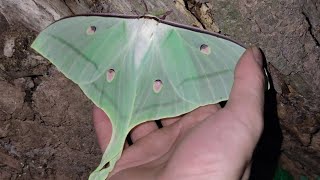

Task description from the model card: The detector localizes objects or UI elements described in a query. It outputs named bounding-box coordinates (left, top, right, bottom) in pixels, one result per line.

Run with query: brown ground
left=0, top=16, right=101, bottom=179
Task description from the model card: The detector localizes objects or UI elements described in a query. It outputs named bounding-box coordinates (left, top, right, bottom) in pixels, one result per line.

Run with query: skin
left=92, top=47, right=265, bottom=180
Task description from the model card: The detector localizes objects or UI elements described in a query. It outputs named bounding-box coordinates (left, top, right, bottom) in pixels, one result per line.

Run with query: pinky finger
left=92, top=105, right=113, bottom=152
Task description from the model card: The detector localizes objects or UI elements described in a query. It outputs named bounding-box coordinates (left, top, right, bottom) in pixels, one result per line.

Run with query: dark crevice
left=302, top=11, right=320, bottom=46
left=126, top=134, right=133, bottom=146
left=102, top=162, right=110, bottom=169
left=24, top=76, right=42, bottom=105
left=141, top=0, right=149, bottom=13
left=0, top=68, right=11, bottom=81
left=32, top=0, right=56, bottom=22
left=182, top=0, right=206, bottom=29
left=155, top=120, right=163, bottom=128
left=63, top=0, right=76, bottom=15
left=20, top=74, right=43, bottom=79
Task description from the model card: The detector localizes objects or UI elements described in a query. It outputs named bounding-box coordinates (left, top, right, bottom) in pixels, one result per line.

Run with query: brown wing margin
left=42, top=13, right=246, bottom=48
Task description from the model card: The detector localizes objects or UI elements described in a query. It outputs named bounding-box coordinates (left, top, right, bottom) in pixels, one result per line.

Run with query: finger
left=92, top=105, right=113, bottom=152
left=130, top=121, right=158, bottom=143
left=226, top=47, right=265, bottom=138
left=124, top=141, right=130, bottom=149
left=178, top=104, right=220, bottom=133
left=241, top=162, right=252, bottom=180
left=163, top=104, right=220, bottom=127
left=161, top=115, right=183, bottom=126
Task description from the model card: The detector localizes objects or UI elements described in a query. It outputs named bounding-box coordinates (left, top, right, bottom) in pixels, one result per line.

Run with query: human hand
left=92, top=47, right=265, bottom=180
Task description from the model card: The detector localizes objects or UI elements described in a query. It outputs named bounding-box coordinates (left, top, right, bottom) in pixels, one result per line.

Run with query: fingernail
left=251, top=47, right=263, bottom=67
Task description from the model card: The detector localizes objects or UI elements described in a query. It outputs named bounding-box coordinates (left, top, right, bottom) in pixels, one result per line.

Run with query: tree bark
left=0, top=0, right=203, bottom=32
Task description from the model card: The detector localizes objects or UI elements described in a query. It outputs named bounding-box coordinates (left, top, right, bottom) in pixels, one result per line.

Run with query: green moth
left=31, top=14, right=246, bottom=180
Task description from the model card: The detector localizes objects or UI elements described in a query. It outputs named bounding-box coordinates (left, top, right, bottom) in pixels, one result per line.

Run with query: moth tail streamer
left=89, top=132, right=126, bottom=180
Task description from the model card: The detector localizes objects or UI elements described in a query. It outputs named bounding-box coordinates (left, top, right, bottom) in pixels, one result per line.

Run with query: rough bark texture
left=0, top=0, right=319, bottom=179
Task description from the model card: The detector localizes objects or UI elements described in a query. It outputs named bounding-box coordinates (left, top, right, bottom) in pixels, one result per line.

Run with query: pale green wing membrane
left=31, top=15, right=245, bottom=180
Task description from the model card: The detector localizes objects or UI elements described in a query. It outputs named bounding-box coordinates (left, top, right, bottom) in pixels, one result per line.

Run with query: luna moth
left=31, top=14, right=247, bottom=179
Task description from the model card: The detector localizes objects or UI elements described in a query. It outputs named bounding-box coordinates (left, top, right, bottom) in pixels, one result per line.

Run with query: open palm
left=93, top=47, right=265, bottom=180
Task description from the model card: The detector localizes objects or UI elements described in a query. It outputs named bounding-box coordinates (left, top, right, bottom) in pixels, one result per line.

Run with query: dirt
left=0, top=14, right=101, bottom=179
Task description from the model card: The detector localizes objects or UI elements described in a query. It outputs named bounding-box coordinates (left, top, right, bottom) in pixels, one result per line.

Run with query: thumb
left=226, top=47, right=265, bottom=138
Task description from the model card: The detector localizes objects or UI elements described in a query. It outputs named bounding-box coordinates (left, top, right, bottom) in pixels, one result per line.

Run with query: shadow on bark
left=250, top=52, right=283, bottom=180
